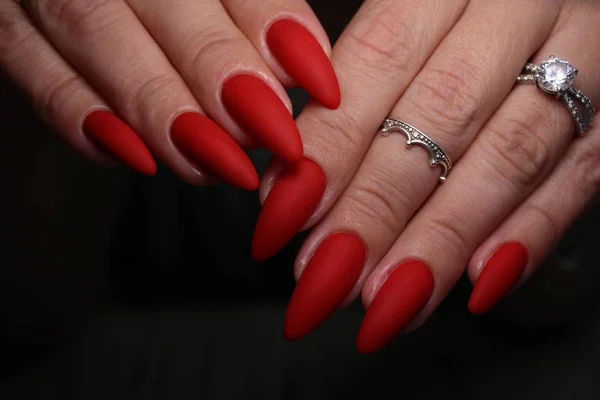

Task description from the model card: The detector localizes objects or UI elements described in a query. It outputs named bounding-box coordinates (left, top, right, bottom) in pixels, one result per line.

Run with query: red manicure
left=251, top=158, right=326, bottom=261
left=171, top=112, right=258, bottom=190
left=267, top=19, right=340, bottom=109
left=222, top=74, right=303, bottom=163
left=357, top=260, right=434, bottom=354
left=83, top=111, right=156, bottom=176
left=468, top=242, right=528, bottom=315
left=284, top=233, right=365, bottom=341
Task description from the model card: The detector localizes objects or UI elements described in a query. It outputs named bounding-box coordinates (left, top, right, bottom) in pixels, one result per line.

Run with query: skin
left=0, top=0, right=331, bottom=183
left=2, top=0, right=599, bottom=339
left=268, top=0, right=600, bottom=332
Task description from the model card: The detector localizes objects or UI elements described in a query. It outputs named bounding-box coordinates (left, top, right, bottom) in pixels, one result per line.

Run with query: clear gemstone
left=537, top=57, right=576, bottom=93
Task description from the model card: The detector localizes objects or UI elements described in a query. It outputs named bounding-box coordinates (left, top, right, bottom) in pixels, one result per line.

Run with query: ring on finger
left=380, top=118, right=453, bottom=183
left=518, top=55, right=595, bottom=136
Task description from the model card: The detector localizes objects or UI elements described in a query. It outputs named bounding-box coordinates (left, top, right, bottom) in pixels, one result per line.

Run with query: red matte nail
left=468, top=242, right=528, bottom=315
left=251, top=158, right=326, bottom=261
left=357, top=260, right=434, bottom=354
left=83, top=111, right=156, bottom=176
left=284, top=233, right=365, bottom=341
left=222, top=74, right=303, bottom=163
left=171, top=112, right=258, bottom=190
left=267, top=19, right=340, bottom=109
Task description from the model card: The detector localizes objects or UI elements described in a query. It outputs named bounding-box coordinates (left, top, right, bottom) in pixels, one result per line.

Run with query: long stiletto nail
left=468, top=242, right=528, bottom=315
left=222, top=74, right=303, bottom=163
left=284, top=233, right=365, bottom=340
left=83, top=111, right=156, bottom=176
left=171, top=112, right=258, bottom=190
left=251, top=158, right=325, bottom=261
left=357, top=260, right=434, bottom=354
left=267, top=19, right=340, bottom=109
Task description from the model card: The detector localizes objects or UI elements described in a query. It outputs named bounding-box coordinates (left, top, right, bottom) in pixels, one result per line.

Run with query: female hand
left=0, top=0, right=339, bottom=189
left=252, top=0, right=599, bottom=351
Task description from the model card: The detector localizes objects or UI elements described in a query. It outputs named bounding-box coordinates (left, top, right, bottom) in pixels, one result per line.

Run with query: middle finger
left=284, top=0, right=560, bottom=340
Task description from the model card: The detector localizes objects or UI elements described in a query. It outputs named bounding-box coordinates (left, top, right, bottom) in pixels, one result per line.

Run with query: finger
left=24, top=0, right=257, bottom=189
left=127, top=0, right=302, bottom=164
left=253, top=0, right=468, bottom=261
left=467, top=122, right=600, bottom=314
left=221, top=0, right=340, bottom=109
left=0, top=1, right=155, bottom=174
left=283, top=0, right=559, bottom=340
left=357, top=6, right=600, bottom=353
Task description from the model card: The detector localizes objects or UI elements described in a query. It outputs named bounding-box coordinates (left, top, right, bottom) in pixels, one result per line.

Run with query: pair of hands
left=3, top=0, right=599, bottom=353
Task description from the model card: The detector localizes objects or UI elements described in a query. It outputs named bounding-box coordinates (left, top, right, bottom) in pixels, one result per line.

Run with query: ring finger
left=358, top=4, right=600, bottom=352
left=283, top=0, right=560, bottom=340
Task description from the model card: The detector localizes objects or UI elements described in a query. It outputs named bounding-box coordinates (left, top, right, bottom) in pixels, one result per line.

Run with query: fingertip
left=251, top=158, right=326, bottom=261
left=139, top=157, right=158, bottom=176
left=468, top=242, right=528, bottom=315
left=222, top=74, right=303, bottom=163
left=321, top=86, right=342, bottom=110
left=467, top=295, right=487, bottom=315
left=282, top=317, right=304, bottom=342
left=241, top=170, right=260, bottom=191
left=266, top=18, right=340, bottom=110
left=83, top=110, right=157, bottom=176
left=250, top=234, right=272, bottom=262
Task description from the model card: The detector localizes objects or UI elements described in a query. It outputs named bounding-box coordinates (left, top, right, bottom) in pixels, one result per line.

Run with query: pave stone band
left=518, top=55, right=595, bottom=136
left=380, top=118, right=452, bottom=183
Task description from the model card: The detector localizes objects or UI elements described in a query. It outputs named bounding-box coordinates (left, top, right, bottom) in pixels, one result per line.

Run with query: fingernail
left=251, top=158, right=325, bottom=261
left=267, top=19, right=340, bottom=109
left=468, top=242, right=528, bottom=315
left=222, top=74, right=303, bottom=163
left=357, top=260, right=434, bottom=354
left=284, top=233, right=365, bottom=341
left=171, top=112, right=259, bottom=190
left=83, top=110, right=156, bottom=176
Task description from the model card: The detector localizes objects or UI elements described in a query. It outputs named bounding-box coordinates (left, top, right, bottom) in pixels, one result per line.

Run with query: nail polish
left=356, top=260, right=434, bottom=354
left=468, top=242, right=528, bottom=315
left=222, top=74, right=303, bottom=163
left=83, top=110, right=156, bottom=176
left=171, top=112, right=258, bottom=190
left=267, top=19, right=340, bottom=109
left=284, top=233, right=365, bottom=340
left=251, top=158, right=326, bottom=261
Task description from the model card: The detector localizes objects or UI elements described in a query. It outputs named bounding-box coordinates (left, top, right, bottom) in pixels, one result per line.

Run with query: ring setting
left=518, top=55, right=594, bottom=136
left=381, top=119, right=452, bottom=183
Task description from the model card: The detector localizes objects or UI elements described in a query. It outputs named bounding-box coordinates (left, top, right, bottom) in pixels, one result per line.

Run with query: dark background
left=2, top=1, right=600, bottom=398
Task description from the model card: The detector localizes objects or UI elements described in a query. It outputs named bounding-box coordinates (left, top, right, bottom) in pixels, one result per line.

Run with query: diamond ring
left=380, top=118, right=452, bottom=183
left=518, top=55, right=594, bottom=136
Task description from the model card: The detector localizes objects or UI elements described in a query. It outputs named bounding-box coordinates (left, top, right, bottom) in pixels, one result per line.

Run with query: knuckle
left=483, top=106, right=554, bottom=188
left=126, top=74, right=180, bottom=117
left=344, top=176, right=406, bottom=237
left=408, top=54, right=484, bottom=139
left=0, top=9, right=36, bottom=61
left=343, top=161, right=413, bottom=236
left=345, top=2, right=417, bottom=78
left=36, top=74, right=82, bottom=122
left=182, top=28, right=243, bottom=82
left=522, top=203, right=560, bottom=243
left=423, top=212, right=472, bottom=259
left=567, top=141, right=600, bottom=196
left=309, top=108, right=368, bottom=157
left=35, top=0, right=122, bottom=38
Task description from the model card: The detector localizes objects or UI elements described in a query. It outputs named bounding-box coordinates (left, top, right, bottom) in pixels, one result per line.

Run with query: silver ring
left=518, top=55, right=595, bottom=136
left=380, top=118, right=452, bottom=183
